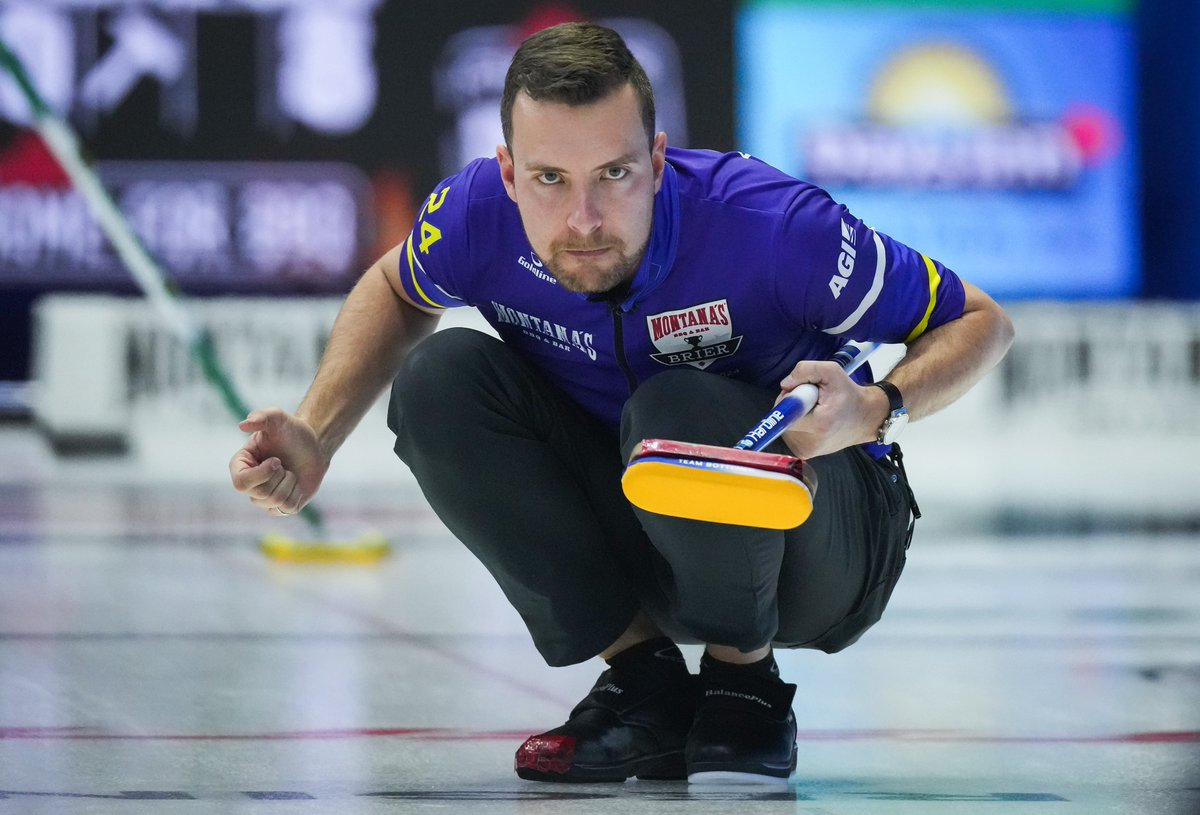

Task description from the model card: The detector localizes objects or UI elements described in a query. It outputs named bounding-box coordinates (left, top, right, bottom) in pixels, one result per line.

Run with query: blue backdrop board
left=737, top=0, right=1138, bottom=299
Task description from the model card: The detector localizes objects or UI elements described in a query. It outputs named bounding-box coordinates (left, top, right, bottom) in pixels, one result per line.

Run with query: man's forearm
left=885, top=281, right=1014, bottom=423
left=296, top=258, right=440, bottom=461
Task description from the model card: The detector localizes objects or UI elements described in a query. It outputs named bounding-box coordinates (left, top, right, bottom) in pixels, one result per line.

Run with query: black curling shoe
left=515, top=667, right=697, bottom=782
left=686, top=670, right=798, bottom=784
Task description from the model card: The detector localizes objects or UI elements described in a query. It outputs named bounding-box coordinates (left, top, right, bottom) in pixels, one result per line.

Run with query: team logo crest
left=645, top=299, right=743, bottom=369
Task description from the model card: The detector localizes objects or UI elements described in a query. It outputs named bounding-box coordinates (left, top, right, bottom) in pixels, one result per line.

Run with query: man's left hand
left=776, top=361, right=887, bottom=458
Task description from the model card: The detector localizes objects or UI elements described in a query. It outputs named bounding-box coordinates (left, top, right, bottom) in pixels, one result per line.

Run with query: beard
left=542, top=234, right=648, bottom=296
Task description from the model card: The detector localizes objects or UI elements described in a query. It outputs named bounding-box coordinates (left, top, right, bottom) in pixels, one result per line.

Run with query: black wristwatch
left=872, top=380, right=908, bottom=445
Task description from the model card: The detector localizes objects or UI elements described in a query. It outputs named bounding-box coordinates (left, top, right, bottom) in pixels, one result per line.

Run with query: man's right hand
left=229, top=408, right=329, bottom=516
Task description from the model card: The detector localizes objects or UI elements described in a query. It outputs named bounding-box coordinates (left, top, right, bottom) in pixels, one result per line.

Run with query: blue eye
left=604, top=167, right=628, bottom=180
left=536, top=172, right=561, bottom=185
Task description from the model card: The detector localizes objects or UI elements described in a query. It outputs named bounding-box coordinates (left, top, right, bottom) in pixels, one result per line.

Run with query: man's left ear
left=652, top=132, right=667, bottom=193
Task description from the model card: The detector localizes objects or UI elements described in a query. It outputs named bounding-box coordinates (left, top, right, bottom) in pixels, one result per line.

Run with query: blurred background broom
left=0, top=34, right=389, bottom=564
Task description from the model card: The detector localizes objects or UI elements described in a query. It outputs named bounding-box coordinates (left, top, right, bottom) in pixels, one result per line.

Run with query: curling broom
left=0, top=36, right=387, bottom=563
left=622, top=341, right=879, bottom=529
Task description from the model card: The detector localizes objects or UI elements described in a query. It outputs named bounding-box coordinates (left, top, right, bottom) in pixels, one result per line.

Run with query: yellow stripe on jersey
left=404, top=232, right=447, bottom=311
left=904, top=254, right=941, bottom=343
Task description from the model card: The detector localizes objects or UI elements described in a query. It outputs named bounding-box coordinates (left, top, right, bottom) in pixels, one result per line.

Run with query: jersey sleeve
left=394, top=163, right=482, bottom=312
left=774, top=188, right=966, bottom=344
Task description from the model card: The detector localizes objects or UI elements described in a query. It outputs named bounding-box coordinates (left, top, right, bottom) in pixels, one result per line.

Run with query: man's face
left=497, top=84, right=667, bottom=295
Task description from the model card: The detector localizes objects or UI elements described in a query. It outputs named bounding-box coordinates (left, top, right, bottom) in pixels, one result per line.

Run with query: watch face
left=879, top=411, right=909, bottom=445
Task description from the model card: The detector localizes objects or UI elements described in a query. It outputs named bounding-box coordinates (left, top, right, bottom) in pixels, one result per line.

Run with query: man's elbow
left=989, top=301, right=1015, bottom=359
left=961, top=281, right=1015, bottom=360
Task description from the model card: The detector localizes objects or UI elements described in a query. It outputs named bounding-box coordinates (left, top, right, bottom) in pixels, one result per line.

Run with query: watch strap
left=872, top=380, right=904, bottom=413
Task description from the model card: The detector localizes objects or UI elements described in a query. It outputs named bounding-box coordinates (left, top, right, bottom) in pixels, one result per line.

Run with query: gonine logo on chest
left=517, top=252, right=557, bottom=285
left=645, top=299, right=743, bottom=370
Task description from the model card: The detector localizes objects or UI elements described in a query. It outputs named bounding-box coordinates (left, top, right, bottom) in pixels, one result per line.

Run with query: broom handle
left=734, top=341, right=880, bottom=452
left=0, top=36, right=327, bottom=533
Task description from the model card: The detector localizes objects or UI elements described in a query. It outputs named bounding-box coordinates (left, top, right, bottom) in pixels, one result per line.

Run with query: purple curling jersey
left=396, top=147, right=966, bottom=429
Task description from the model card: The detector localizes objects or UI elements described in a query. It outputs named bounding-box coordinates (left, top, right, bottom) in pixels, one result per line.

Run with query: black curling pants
left=388, top=328, right=916, bottom=667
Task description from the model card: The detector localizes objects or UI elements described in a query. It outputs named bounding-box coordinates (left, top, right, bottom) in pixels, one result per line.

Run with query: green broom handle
left=0, top=35, right=325, bottom=533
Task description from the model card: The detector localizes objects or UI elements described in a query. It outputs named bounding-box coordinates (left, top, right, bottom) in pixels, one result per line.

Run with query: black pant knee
left=388, top=327, right=495, bottom=442
left=620, top=369, right=778, bottom=460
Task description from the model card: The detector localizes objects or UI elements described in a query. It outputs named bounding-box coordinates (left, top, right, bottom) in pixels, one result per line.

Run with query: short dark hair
left=500, top=22, right=656, bottom=152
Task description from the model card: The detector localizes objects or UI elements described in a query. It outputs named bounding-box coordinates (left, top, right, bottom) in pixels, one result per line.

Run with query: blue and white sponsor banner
left=737, top=3, right=1138, bottom=299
